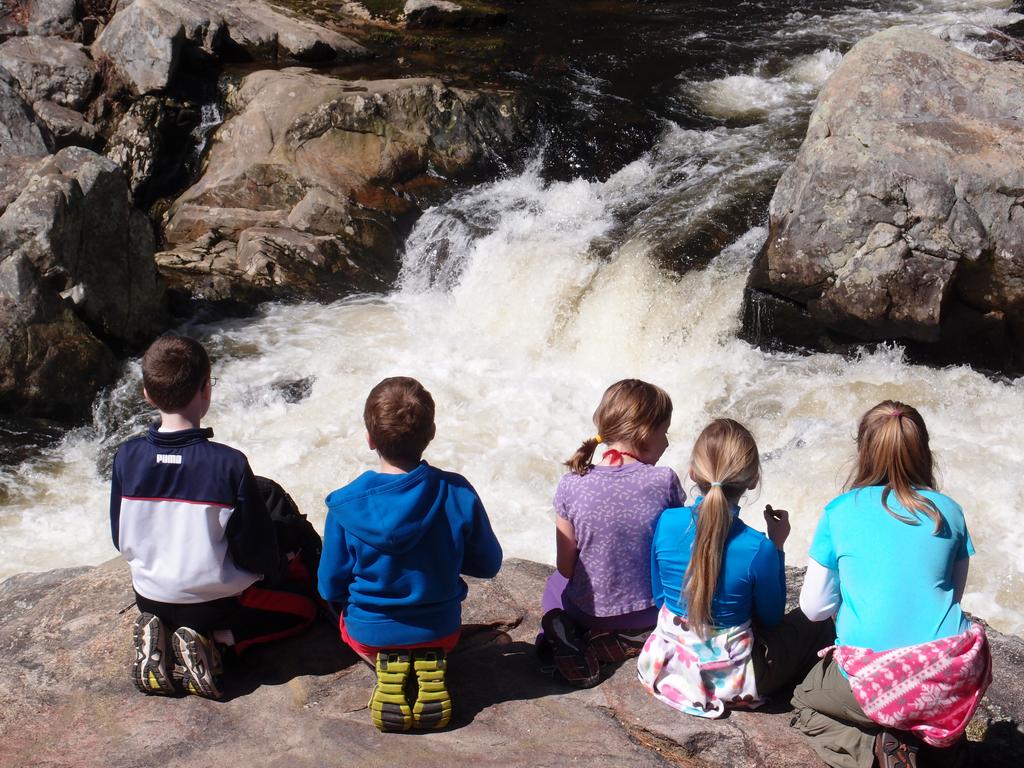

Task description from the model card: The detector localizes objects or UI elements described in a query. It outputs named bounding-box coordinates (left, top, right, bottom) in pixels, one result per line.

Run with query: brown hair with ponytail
left=565, top=379, right=673, bottom=475
left=847, top=400, right=942, bottom=533
left=684, top=419, right=761, bottom=638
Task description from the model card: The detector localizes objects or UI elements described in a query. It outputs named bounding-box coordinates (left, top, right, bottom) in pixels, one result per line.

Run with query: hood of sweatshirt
left=324, top=462, right=446, bottom=554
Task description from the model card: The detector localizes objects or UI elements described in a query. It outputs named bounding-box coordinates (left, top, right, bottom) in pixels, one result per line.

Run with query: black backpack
left=255, top=476, right=322, bottom=594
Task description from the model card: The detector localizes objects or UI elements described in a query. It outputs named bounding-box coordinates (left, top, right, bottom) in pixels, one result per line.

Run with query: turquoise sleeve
left=960, top=521, right=976, bottom=560
left=808, top=510, right=838, bottom=570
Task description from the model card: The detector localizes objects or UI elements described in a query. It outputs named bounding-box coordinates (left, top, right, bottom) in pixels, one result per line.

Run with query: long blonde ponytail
left=684, top=419, right=760, bottom=638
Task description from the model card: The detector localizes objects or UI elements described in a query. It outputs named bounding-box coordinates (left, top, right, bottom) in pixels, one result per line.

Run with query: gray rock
left=0, top=558, right=1020, bottom=766
left=27, top=0, right=80, bottom=40
left=0, top=147, right=167, bottom=419
left=32, top=99, right=99, bottom=149
left=744, top=27, right=1024, bottom=370
left=0, top=35, right=96, bottom=109
left=160, top=69, right=532, bottom=305
left=0, top=67, right=48, bottom=157
left=49, top=147, right=167, bottom=344
left=104, top=95, right=167, bottom=195
left=92, top=0, right=367, bottom=95
left=91, top=0, right=220, bottom=96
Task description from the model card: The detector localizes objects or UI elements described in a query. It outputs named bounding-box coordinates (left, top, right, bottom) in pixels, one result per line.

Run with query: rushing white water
left=2, top=0, right=1024, bottom=636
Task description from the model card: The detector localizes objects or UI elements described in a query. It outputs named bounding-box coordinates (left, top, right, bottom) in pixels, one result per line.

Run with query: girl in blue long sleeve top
left=638, top=419, right=832, bottom=718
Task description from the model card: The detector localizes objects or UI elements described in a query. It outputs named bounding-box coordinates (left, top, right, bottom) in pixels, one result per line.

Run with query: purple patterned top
left=555, top=463, right=684, bottom=617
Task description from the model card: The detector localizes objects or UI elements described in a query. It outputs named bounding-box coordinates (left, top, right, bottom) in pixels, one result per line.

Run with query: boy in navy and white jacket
left=318, top=376, right=502, bottom=732
left=112, top=335, right=315, bottom=699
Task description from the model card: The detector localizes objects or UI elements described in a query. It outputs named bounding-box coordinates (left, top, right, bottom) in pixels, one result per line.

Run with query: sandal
left=874, top=730, right=920, bottom=768
left=541, top=609, right=599, bottom=688
left=585, top=629, right=648, bottom=663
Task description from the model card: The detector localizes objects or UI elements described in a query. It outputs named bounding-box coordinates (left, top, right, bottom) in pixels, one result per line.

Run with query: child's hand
left=764, top=505, right=790, bottom=551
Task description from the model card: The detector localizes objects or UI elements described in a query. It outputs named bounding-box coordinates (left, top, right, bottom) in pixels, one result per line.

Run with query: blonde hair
left=847, top=400, right=941, bottom=533
left=565, top=379, right=672, bottom=475
left=684, top=419, right=760, bottom=638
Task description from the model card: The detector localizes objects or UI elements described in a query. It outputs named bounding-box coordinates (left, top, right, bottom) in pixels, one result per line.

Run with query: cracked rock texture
left=744, top=27, right=1024, bottom=371
left=1, top=557, right=1021, bottom=767
left=158, top=68, right=532, bottom=305
left=93, top=0, right=369, bottom=96
left=0, top=147, right=167, bottom=419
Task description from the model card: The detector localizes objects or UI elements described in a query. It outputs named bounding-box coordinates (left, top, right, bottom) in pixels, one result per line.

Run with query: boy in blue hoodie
left=318, top=376, right=503, bottom=732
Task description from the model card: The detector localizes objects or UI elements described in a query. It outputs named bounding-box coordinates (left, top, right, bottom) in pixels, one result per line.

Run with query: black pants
left=135, top=556, right=318, bottom=652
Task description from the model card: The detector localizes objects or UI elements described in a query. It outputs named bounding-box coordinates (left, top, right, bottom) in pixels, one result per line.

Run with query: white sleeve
left=953, top=556, right=969, bottom=604
left=800, top=559, right=842, bottom=621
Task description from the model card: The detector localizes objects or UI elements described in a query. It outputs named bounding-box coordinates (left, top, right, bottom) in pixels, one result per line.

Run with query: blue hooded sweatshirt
left=318, top=461, right=503, bottom=646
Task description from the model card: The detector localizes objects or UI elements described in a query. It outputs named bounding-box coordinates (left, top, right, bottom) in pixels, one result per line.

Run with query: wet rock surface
left=743, top=27, right=1024, bottom=372
left=157, top=68, right=532, bottom=306
left=0, top=558, right=1020, bottom=767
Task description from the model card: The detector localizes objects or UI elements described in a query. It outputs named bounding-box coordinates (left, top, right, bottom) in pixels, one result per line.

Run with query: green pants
left=791, top=652, right=877, bottom=768
left=753, top=608, right=837, bottom=698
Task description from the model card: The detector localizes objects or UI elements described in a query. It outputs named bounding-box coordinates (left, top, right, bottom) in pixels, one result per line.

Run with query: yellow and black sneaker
left=171, top=627, right=223, bottom=700
left=370, top=650, right=413, bottom=732
left=131, top=613, right=176, bottom=696
left=412, top=648, right=451, bottom=730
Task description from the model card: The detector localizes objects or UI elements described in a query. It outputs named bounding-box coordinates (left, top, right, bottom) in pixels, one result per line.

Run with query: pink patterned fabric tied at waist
left=825, top=622, right=992, bottom=748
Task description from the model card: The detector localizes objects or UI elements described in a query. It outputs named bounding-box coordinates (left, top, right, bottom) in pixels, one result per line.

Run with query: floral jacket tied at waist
left=636, top=605, right=763, bottom=718
left=829, top=622, right=992, bottom=748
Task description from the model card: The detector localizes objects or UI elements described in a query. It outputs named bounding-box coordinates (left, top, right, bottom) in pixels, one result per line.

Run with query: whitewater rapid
left=2, top=0, right=1023, bottom=637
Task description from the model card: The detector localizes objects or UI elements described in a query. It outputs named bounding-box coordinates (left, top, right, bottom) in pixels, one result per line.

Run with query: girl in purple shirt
left=539, top=379, right=684, bottom=687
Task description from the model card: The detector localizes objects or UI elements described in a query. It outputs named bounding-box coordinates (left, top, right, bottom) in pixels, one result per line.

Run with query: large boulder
left=93, top=0, right=368, bottom=96
left=91, top=0, right=224, bottom=96
left=0, top=558, right=1021, bottom=767
left=743, top=27, right=1024, bottom=371
left=158, top=69, right=533, bottom=304
left=0, top=147, right=168, bottom=419
left=0, top=35, right=96, bottom=109
left=0, top=67, right=48, bottom=157
left=27, top=0, right=81, bottom=39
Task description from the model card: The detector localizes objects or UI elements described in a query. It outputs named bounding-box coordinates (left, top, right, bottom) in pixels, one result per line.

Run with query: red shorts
left=338, top=614, right=460, bottom=659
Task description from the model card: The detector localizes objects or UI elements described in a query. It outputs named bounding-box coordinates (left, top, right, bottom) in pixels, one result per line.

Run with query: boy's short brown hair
left=142, top=334, right=210, bottom=412
left=364, top=377, right=435, bottom=464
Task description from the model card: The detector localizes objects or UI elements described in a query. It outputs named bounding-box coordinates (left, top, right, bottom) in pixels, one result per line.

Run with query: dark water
left=335, top=1, right=935, bottom=180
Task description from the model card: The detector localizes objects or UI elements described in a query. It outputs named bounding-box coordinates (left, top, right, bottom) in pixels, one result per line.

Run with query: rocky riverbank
left=0, top=0, right=535, bottom=421
left=0, top=558, right=1021, bottom=767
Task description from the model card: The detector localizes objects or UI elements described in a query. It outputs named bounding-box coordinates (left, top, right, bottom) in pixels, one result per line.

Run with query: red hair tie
left=602, top=449, right=643, bottom=466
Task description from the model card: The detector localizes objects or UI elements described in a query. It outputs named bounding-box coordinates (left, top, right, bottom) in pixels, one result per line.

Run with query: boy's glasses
left=209, top=377, right=219, bottom=387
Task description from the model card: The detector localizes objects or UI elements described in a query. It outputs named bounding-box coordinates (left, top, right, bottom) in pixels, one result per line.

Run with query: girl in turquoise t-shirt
left=792, top=400, right=988, bottom=768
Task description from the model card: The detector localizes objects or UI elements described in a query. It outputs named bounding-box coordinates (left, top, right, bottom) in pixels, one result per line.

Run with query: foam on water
left=691, top=0, right=1022, bottom=120
left=2, top=0, right=1024, bottom=637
